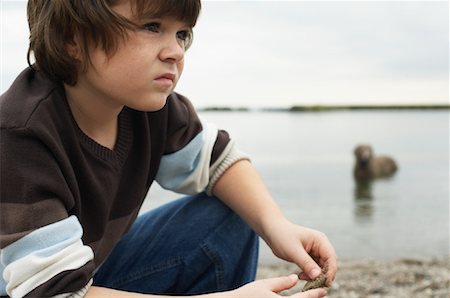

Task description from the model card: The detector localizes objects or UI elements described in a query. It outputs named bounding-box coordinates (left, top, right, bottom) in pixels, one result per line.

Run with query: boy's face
left=74, top=1, right=190, bottom=112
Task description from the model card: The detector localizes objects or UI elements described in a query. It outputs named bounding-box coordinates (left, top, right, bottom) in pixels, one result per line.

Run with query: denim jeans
left=93, top=193, right=259, bottom=295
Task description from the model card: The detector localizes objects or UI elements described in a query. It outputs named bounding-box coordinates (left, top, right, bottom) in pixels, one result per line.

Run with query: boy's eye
left=176, top=30, right=193, bottom=48
left=142, top=22, right=160, bottom=32
left=176, top=30, right=191, bottom=41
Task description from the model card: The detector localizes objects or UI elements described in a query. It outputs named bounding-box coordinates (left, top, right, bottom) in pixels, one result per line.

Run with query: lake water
left=141, top=110, right=449, bottom=263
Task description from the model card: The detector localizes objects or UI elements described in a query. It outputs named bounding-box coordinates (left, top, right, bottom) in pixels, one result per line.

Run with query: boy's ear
left=65, top=37, right=81, bottom=61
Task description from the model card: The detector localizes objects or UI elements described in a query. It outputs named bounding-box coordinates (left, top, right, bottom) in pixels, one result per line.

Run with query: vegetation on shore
left=198, top=104, right=450, bottom=112
left=288, top=104, right=450, bottom=112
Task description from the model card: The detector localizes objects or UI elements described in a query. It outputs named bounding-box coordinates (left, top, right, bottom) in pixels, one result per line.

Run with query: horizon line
left=198, top=103, right=450, bottom=112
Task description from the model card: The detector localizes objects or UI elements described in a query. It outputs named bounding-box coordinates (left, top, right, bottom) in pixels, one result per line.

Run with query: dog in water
left=353, top=144, right=398, bottom=180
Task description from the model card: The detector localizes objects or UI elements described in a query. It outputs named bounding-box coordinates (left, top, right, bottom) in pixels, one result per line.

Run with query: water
left=141, top=110, right=449, bottom=263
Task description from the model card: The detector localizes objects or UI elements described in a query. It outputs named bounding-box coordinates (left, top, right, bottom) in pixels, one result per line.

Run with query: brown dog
left=353, top=144, right=398, bottom=180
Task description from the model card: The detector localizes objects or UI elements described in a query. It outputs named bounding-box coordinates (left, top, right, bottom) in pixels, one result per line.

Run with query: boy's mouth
left=154, top=73, right=176, bottom=86
left=155, top=73, right=175, bottom=81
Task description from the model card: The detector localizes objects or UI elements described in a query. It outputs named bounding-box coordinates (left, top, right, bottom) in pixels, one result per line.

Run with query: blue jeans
left=93, top=193, right=259, bottom=295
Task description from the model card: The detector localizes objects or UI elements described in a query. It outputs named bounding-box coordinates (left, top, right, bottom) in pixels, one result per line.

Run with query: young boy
left=0, top=0, right=337, bottom=297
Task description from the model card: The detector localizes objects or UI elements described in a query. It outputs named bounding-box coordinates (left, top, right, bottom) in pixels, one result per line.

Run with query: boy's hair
left=27, top=0, right=201, bottom=85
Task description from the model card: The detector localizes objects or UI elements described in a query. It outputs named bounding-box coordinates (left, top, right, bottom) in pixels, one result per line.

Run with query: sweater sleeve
left=0, top=128, right=95, bottom=298
left=155, top=93, right=250, bottom=195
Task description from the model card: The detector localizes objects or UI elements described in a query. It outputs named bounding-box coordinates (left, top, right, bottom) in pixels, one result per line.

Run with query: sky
left=1, top=0, right=449, bottom=108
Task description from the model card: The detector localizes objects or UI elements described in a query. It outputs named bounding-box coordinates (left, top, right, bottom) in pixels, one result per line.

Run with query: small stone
left=302, top=273, right=327, bottom=291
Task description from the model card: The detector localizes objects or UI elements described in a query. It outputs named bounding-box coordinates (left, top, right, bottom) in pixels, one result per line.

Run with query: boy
left=0, top=0, right=337, bottom=297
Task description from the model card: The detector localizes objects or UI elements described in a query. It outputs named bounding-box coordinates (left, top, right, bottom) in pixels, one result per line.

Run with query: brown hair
left=27, top=0, right=201, bottom=85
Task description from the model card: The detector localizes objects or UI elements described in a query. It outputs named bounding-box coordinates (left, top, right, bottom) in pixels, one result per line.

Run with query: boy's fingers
left=299, top=259, right=337, bottom=288
left=294, top=249, right=322, bottom=280
left=261, top=274, right=298, bottom=293
left=298, top=272, right=309, bottom=280
left=291, top=288, right=328, bottom=298
left=324, top=259, right=338, bottom=285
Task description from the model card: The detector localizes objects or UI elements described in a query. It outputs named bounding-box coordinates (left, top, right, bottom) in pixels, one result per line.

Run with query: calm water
left=142, top=110, right=449, bottom=263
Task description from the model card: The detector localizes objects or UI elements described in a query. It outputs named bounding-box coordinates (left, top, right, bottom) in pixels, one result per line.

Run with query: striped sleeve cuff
left=1, top=216, right=94, bottom=297
left=206, top=140, right=251, bottom=196
left=155, top=122, right=218, bottom=194
left=155, top=119, right=251, bottom=196
left=53, top=279, right=93, bottom=298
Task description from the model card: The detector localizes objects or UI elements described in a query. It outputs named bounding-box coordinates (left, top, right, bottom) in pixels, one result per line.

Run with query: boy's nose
left=159, top=36, right=185, bottom=63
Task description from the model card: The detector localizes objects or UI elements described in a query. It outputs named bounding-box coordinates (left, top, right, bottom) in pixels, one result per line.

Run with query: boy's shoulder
left=0, top=67, right=63, bottom=130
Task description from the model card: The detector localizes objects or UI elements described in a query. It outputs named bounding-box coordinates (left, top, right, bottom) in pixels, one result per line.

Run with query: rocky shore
left=257, top=257, right=450, bottom=297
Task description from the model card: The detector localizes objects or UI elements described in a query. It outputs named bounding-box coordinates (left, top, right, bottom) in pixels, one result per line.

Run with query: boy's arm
left=86, top=286, right=223, bottom=297
left=86, top=275, right=328, bottom=298
left=211, top=160, right=338, bottom=284
left=86, top=286, right=147, bottom=297
left=0, top=128, right=95, bottom=297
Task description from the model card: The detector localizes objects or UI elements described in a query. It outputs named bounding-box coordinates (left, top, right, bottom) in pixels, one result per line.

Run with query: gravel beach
left=257, top=257, right=450, bottom=297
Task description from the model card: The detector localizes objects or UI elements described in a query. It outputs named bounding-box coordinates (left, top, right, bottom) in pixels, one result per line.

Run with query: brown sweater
left=0, top=67, right=246, bottom=297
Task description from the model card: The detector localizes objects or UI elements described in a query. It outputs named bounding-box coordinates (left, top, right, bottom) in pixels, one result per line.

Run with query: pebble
left=257, top=256, right=450, bottom=297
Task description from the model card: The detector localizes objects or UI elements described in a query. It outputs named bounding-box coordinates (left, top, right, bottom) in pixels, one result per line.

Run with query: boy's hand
left=227, top=274, right=327, bottom=298
left=262, top=217, right=338, bottom=286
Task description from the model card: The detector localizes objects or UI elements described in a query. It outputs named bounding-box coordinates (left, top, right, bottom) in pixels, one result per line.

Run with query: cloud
left=177, top=1, right=448, bottom=107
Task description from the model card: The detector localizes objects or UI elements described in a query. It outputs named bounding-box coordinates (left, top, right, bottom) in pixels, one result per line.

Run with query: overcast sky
left=1, top=0, right=449, bottom=108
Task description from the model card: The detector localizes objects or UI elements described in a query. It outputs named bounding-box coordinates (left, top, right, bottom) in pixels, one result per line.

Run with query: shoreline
left=198, top=104, right=450, bottom=112
left=257, top=256, right=450, bottom=297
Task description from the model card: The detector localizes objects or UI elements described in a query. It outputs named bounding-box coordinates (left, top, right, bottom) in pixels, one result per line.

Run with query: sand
left=256, top=256, right=450, bottom=297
